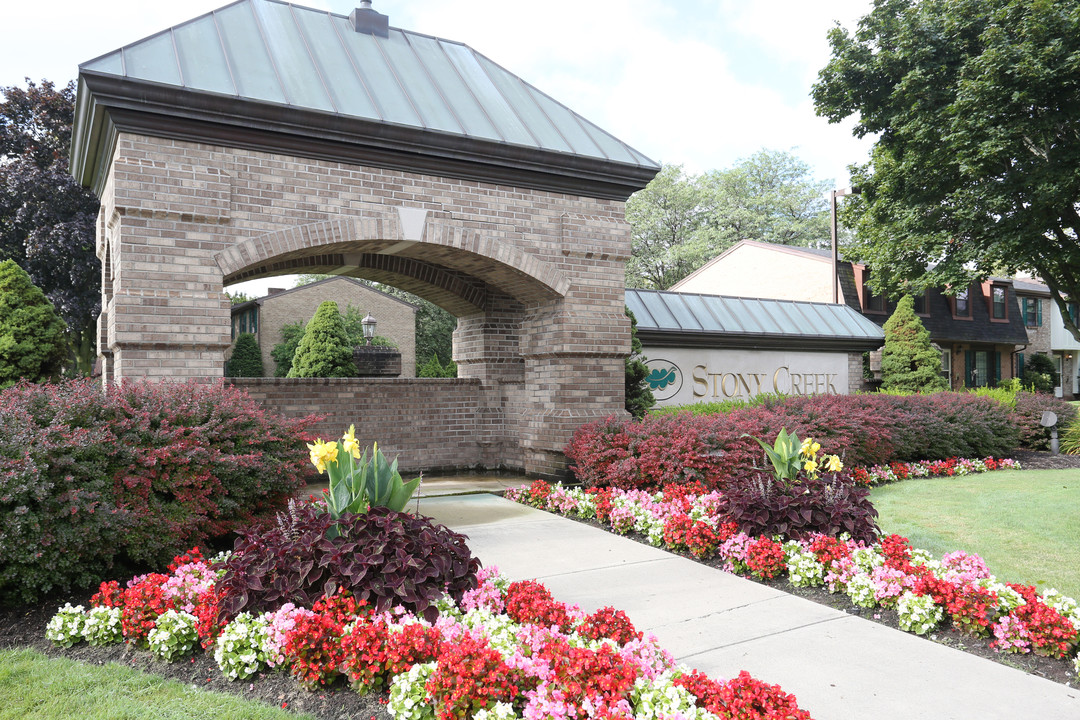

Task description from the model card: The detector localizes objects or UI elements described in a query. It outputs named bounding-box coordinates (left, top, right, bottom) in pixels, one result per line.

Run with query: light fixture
left=830, top=186, right=861, bottom=304
left=361, top=313, right=377, bottom=345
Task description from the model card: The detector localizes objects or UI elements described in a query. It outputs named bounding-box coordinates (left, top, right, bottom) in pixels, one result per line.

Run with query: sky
left=2, top=0, right=877, bottom=295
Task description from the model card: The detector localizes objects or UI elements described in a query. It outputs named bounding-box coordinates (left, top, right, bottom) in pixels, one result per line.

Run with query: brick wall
left=227, top=377, right=514, bottom=473
left=256, top=277, right=417, bottom=376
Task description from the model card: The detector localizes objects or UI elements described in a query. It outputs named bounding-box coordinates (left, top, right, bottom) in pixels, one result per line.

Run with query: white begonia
left=214, top=612, right=270, bottom=680
left=852, top=546, right=884, bottom=574
left=846, top=573, right=878, bottom=609
left=786, top=548, right=826, bottom=588
left=387, top=661, right=437, bottom=720
left=473, top=702, right=521, bottom=720
left=630, top=671, right=720, bottom=720
left=148, top=609, right=199, bottom=662
left=45, top=603, right=86, bottom=648
left=897, top=591, right=943, bottom=636
left=1042, top=589, right=1080, bottom=632
left=83, top=605, right=123, bottom=646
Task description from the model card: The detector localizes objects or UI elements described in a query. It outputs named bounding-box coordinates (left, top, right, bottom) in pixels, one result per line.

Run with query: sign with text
left=642, top=347, right=849, bottom=406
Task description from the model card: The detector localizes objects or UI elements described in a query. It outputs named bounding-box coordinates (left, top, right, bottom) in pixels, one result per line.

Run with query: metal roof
left=72, top=0, right=658, bottom=198
left=626, top=288, right=885, bottom=351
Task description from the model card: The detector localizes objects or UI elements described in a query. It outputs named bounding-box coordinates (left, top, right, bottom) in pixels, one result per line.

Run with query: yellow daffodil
left=306, top=439, right=339, bottom=475
left=800, top=438, right=813, bottom=455
left=803, top=459, right=818, bottom=475
left=342, top=424, right=361, bottom=459
left=825, top=455, right=844, bottom=473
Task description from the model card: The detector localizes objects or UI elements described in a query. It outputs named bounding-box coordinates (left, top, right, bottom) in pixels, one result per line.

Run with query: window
left=1069, top=302, right=1080, bottom=327
left=953, top=288, right=971, bottom=318
left=863, top=274, right=885, bottom=313
left=1023, top=298, right=1042, bottom=327
left=991, top=285, right=1007, bottom=320
left=941, top=348, right=951, bottom=374
left=912, top=292, right=928, bottom=315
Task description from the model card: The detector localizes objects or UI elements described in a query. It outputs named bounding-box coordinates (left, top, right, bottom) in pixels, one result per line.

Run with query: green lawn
left=0, top=649, right=315, bottom=720
left=870, top=469, right=1080, bottom=599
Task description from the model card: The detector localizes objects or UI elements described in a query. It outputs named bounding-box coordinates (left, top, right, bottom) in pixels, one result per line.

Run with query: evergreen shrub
left=0, top=259, right=67, bottom=388
left=288, top=301, right=355, bottom=378
left=226, top=332, right=263, bottom=377
left=0, top=379, right=316, bottom=604
left=880, top=295, right=948, bottom=392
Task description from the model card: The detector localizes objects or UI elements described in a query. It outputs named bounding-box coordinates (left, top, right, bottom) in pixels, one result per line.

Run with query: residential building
left=1012, top=279, right=1080, bottom=398
left=229, top=277, right=418, bottom=377
left=671, top=240, right=1028, bottom=390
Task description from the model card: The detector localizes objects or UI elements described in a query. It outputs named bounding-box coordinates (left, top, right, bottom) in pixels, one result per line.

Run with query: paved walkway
left=417, top=493, right=1080, bottom=720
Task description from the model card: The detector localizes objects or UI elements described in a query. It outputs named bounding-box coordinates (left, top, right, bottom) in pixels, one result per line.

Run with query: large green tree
left=625, top=153, right=832, bottom=290
left=288, top=301, right=355, bottom=378
left=625, top=164, right=711, bottom=290
left=813, top=0, right=1080, bottom=341
left=0, top=80, right=100, bottom=372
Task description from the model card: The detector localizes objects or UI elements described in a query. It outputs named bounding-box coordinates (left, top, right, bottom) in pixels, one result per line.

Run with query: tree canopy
left=0, top=80, right=100, bottom=371
left=813, top=0, right=1080, bottom=340
left=0, top=259, right=67, bottom=387
left=625, top=150, right=832, bottom=289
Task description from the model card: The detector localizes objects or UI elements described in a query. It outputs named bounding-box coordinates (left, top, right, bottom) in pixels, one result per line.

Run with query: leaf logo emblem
left=647, top=367, right=677, bottom=390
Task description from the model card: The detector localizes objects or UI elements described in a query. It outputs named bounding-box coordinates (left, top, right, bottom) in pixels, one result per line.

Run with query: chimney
left=350, top=1, right=389, bottom=38
left=267, top=287, right=286, bottom=296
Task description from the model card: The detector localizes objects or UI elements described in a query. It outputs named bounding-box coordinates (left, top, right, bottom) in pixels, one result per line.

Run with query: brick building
left=231, top=277, right=418, bottom=377
left=70, top=0, right=658, bottom=477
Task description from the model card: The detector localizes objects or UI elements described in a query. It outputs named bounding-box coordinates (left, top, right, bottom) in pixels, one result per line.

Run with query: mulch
left=1009, top=449, right=1080, bottom=470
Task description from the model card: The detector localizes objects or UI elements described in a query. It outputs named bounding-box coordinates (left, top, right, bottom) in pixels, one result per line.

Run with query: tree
left=703, top=150, right=832, bottom=249
left=0, top=259, right=67, bottom=387
left=813, top=0, right=1080, bottom=341
left=227, top=291, right=254, bottom=305
left=288, top=301, right=355, bottom=378
left=226, top=332, right=264, bottom=377
left=271, top=322, right=305, bottom=377
left=625, top=154, right=834, bottom=290
left=340, top=304, right=397, bottom=349
left=624, top=308, right=655, bottom=418
left=625, top=164, right=711, bottom=290
left=880, top=295, right=948, bottom=393
left=0, top=80, right=100, bottom=372
left=417, top=353, right=457, bottom=378
left=1022, top=353, right=1058, bottom=393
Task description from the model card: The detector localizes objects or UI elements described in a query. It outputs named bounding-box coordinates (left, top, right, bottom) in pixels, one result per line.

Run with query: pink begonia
left=870, top=565, right=915, bottom=606
left=939, top=551, right=991, bottom=584
left=607, top=506, right=636, bottom=534
left=718, top=532, right=752, bottom=573
left=546, top=486, right=579, bottom=514
left=618, top=635, right=676, bottom=681
left=161, top=562, right=216, bottom=614
left=263, top=603, right=315, bottom=667
left=461, top=573, right=506, bottom=614
left=825, top=556, right=858, bottom=593
left=992, top=614, right=1032, bottom=653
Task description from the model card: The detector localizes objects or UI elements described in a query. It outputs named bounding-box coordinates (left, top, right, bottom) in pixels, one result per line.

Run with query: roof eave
left=637, top=328, right=884, bottom=353
left=73, top=72, right=659, bottom=200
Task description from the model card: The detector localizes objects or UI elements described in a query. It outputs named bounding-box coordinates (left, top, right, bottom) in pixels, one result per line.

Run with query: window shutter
left=993, top=351, right=1001, bottom=386
left=1018, top=353, right=1025, bottom=379
left=965, top=351, right=975, bottom=388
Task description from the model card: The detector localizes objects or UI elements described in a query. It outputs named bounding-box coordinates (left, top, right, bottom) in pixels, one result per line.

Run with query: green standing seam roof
left=76, top=0, right=657, bottom=171
left=625, top=288, right=885, bottom=347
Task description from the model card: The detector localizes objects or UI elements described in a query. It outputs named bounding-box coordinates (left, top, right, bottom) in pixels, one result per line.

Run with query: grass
left=871, top=469, right=1080, bottom=599
left=0, top=648, right=316, bottom=720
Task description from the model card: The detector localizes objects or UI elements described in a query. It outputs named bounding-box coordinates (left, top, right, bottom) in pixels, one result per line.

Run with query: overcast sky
left=2, top=0, right=877, bottom=295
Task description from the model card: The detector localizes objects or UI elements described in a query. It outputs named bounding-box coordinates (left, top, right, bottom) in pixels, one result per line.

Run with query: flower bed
left=505, top=481, right=1080, bottom=680
left=851, top=456, right=1020, bottom=487
left=46, top=549, right=815, bottom=720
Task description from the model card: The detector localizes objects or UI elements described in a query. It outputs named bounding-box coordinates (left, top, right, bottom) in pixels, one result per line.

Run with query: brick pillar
left=454, top=296, right=526, bottom=468
left=518, top=304, right=630, bottom=478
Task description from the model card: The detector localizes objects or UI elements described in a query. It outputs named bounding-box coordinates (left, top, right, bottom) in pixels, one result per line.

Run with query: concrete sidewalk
left=417, top=493, right=1080, bottom=720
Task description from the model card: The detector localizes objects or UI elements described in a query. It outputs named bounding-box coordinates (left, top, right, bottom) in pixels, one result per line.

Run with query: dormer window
left=991, top=284, right=1008, bottom=321
left=862, top=273, right=886, bottom=313
left=953, top=288, right=972, bottom=319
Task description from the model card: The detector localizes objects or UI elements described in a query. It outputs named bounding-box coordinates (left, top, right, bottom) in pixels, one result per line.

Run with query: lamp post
left=361, top=313, right=377, bottom=345
left=830, top=186, right=860, bottom=304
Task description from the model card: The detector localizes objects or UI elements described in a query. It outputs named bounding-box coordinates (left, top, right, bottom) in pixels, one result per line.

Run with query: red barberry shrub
left=0, top=378, right=316, bottom=603
left=564, top=393, right=1020, bottom=492
left=218, top=503, right=479, bottom=622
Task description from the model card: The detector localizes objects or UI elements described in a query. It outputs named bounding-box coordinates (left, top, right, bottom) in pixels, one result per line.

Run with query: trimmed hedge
left=565, top=392, right=1020, bottom=491
left=0, top=379, right=318, bottom=604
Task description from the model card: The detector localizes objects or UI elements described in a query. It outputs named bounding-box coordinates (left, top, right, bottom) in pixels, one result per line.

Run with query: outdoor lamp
left=830, top=186, right=861, bottom=304
left=361, top=313, right=377, bottom=345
